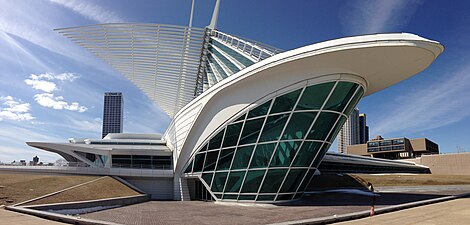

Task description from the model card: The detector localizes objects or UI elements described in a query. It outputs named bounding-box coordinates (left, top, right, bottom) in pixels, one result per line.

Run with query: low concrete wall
left=23, top=194, right=150, bottom=211
left=412, top=153, right=470, bottom=175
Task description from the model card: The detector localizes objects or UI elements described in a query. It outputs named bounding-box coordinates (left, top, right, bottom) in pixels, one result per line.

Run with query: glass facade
left=111, top=155, right=172, bottom=169
left=184, top=80, right=364, bottom=202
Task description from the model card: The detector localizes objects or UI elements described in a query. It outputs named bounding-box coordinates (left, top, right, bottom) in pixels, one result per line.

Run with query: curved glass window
left=270, top=141, right=301, bottom=167
left=248, top=100, right=271, bottom=119
left=282, top=112, right=317, bottom=140
left=307, top=112, right=340, bottom=140
left=231, top=145, right=254, bottom=170
left=323, top=82, right=358, bottom=112
left=184, top=80, right=364, bottom=202
left=241, top=170, right=265, bottom=193
left=259, top=114, right=289, bottom=142
left=270, top=89, right=301, bottom=114
left=249, top=143, right=276, bottom=169
left=259, top=169, right=287, bottom=193
left=216, top=148, right=235, bottom=171
left=296, top=82, right=334, bottom=110
left=239, top=118, right=264, bottom=145
left=223, top=123, right=243, bottom=148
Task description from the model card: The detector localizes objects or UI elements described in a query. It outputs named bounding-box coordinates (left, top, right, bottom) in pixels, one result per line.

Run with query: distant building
left=33, top=156, right=39, bottom=165
left=29, top=156, right=39, bottom=166
left=338, top=109, right=369, bottom=153
left=102, top=92, right=124, bottom=138
left=359, top=113, right=369, bottom=144
left=347, top=136, right=439, bottom=159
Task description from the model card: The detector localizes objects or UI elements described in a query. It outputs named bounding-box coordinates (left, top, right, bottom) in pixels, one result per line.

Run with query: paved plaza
left=82, top=186, right=470, bottom=225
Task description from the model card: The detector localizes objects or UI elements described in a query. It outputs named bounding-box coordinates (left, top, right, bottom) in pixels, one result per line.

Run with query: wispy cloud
left=340, top=0, right=422, bottom=35
left=49, top=0, right=124, bottom=23
left=0, top=96, right=34, bottom=121
left=34, top=93, right=87, bottom=112
left=372, top=65, right=470, bottom=135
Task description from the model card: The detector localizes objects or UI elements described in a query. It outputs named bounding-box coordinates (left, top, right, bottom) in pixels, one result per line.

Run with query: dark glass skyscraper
left=102, top=92, right=123, bottom=138
left=359, top=113, right=369, bottom=144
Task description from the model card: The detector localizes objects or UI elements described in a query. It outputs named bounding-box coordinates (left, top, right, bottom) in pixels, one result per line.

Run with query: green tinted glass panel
left=211, top=172, right=228, bottom=192
left=259, top=114, right=289, bottom=142
left=343, top=87, right=364, bottom=116
left=270, top=141, right=301, bottom=167
left=250, top=143, right=276, bottom=168
left=277, top=194, right=294, bottom=201
left=292, top=141, right=322, bottom=167
left=231, top=145, right=254, bottom=170
left=239, top=118, right=264, bottom=145
left=312, top=144, right=330, bottom=168
left=223, top=122, right=243, bottom=147
left=203, top=151, right=219, bottom=171
left=234, top=113, right=246, bottom=122
left=257, top=195, right=275, bottom=201
left=212, top=39, right=254, bottom=67
left=184, top=160, right=193, bottom=173
left=270, top=89, right=301, bottom=114
left=225, top=171, right=246, bottom=192
left=202, top=173, right=213, bottom=186
left=298, top=169, right=316, bottom=191
left=222, top=194, right=238, bottom=200
left=294, top=193, right=303, bottom=199
left=248, top=100, right=271, bottom=118
left=241, top=170, right=265, bottom=193
left=323, top=82, right=358, bottom=112
left=326, top=116, right=347, bottom=143
left=193, top=152, right=206, bottom=172
left=282, top=112, right=317, bottom=140
left=280, top=169, right=307, bottom=192
left=208, top=129, right=225, bottom=150
left=259, top=169, right=288, bottom=193
left=296, top=82, right=335, bottom=110
left=210, top=46, right=240, bottom=74
left=238, top=195, right=256, bottom=200
left=215, top=194, right=222, bottom=199
left=307, top=112, right=340, bottom=140
left=216, top=148, right=235, bottom=171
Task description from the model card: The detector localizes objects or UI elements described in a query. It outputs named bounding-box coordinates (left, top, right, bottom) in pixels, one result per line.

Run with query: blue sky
left=0, top=0, right=469, bottom=163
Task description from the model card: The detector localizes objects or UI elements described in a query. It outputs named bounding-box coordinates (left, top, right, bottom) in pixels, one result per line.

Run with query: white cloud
left=49, top=0, right=124, bottom=23
left=341, top=0, right=422, bottom=35
left=372, top=65, right=470, bottom=136
left=24, top=79, right=57, bottom=92
left=34, top=93, right=87, bottom=112
left=24, top=73, right=79, bottom=92
left=0, top=96, right=34, bottom=121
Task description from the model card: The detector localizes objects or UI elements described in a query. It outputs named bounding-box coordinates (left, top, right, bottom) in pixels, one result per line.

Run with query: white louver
left=56, top=23, right=206, bottom=118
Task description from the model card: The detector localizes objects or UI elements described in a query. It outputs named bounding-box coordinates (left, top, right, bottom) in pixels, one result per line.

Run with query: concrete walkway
left=0, top=208, right=66, bottom=225
left=336, top=197, right=470, bottom=225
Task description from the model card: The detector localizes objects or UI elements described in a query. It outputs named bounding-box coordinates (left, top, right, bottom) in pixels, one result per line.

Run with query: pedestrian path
left=336, top=197, right=470, bottom=225
left=0, top=208, right=66, bottom=225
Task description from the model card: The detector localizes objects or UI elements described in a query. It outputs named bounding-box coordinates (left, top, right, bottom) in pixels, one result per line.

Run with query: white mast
left=208, top=0, right=220, bottom=30
left=189, top=0, right=195, bottom=27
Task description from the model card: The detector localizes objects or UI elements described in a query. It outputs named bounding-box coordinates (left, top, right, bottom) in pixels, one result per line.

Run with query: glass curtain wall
left=184, top=80, right=364, bottom=202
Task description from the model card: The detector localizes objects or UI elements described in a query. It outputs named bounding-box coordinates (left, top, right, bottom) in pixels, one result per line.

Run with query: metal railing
left=0, top=163, right=173, bottom=178
left=212, top=30, right=283, bottom=61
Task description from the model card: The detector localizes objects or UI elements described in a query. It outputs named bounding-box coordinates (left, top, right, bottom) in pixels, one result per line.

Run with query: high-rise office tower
left=338, top=108, right=360, bottom=153
left=359, top=113, right=369, bottom=144
left=102, top=92, right=123, bottom=138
